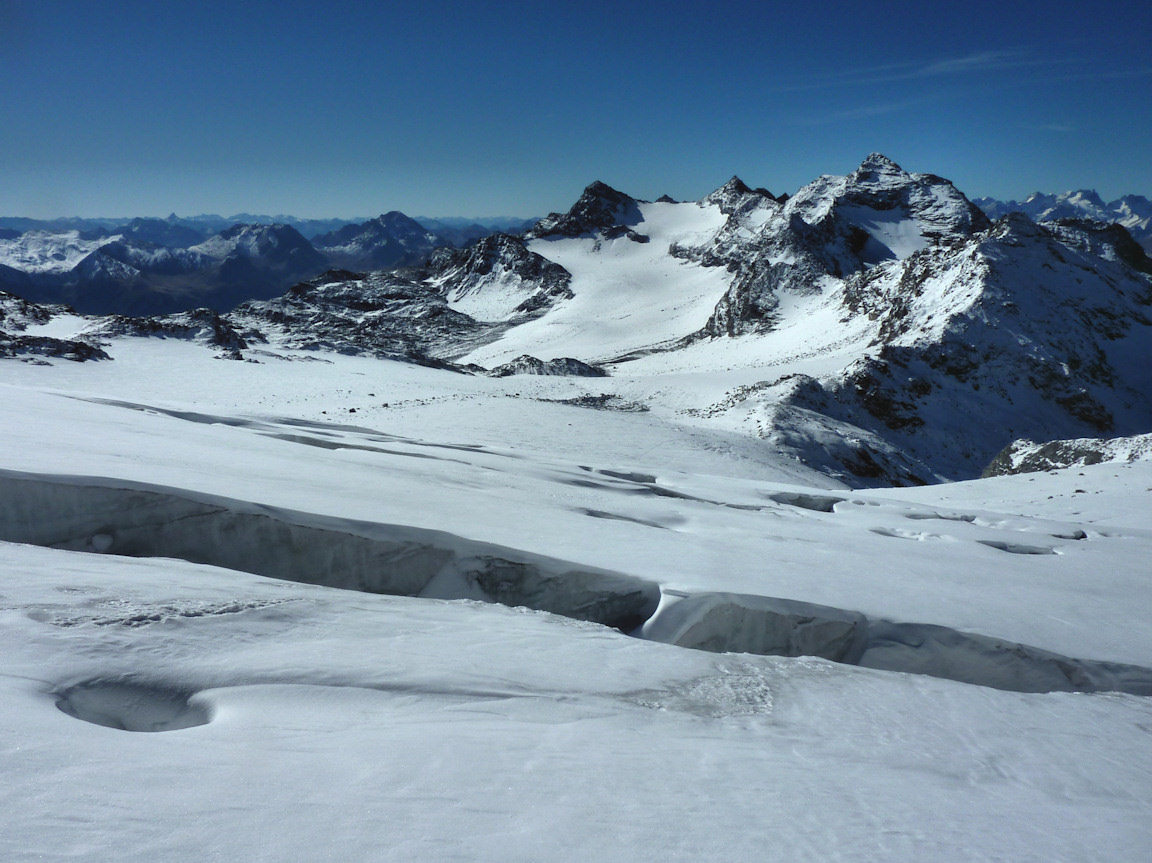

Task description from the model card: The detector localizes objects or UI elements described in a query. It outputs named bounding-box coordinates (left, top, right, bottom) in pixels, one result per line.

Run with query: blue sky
left=3, top=0, right=1150, bottom=218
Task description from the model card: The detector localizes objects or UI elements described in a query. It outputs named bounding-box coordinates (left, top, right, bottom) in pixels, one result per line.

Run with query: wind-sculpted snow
left=0, top=471, right=660, bottom=631
left=2, top=468, right=1149, bottom=695
left=55, top=680, right=212, bottom=732
left=641, top=591, right=1152, bottom=695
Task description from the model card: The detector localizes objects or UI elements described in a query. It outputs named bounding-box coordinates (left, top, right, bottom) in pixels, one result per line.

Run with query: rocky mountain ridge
left=5, top=155, right=1150, bottom=486
left=0, top=212, right=518, bottom=316
left=974, top=190, right=1152, bottom=252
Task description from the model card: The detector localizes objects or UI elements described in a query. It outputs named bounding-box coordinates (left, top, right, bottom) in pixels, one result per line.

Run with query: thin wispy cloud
left=1051, top=67, right=1152, bottom=83
left=791, top=97, right=935, bottom=127
left=764, top=49, right=1042, bottom=94
left=914, top=50, right=1030, bottom=77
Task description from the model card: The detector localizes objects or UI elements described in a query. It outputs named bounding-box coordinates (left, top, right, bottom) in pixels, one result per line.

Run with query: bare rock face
left=529, top=181, right=646, bottom=239
left=86, top=308, right=250, bottom=351
left=0, top=332, right=110, bottom=362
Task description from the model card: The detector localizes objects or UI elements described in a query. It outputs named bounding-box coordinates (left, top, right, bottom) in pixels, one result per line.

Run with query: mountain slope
left=312, top=212, right=444, bottom=270
left=0, top=224, right=331, bottom=315
left=5, top=155, right=1150, bottom=487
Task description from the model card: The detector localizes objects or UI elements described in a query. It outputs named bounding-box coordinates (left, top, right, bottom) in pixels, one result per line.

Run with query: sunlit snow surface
left=464, top=202, right=731, bottom=364
left=2, top=338, right=1152, bottom=861
left=0, top=230, right=120, bottom=273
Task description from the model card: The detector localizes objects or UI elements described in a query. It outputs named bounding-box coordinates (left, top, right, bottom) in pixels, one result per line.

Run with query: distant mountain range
left=0, top=213, right=535, bottom=243
left=4, top=154, right=1149, bottom=486
left=0, top=213, right=534, bottom=315
left=974, top=190, right=1152, bottom=252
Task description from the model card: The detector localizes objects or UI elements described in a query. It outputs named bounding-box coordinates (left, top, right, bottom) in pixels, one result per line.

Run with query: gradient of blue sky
left=3, top=0, right=1150, bottom=217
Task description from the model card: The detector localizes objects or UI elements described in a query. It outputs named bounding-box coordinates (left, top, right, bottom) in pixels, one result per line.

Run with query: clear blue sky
left=4, top=0, right=1150, bottom=218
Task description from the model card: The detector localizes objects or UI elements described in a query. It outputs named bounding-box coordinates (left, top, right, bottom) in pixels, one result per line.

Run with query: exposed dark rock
left=0, top=333, right=110, bottom=362
left=488, top=355, right=608, bottom=377
left=983, top=433, right=1152, bottom=476
left=86, top=308, right=251, bottom=350
left=530, top=181, right=643, bottom=238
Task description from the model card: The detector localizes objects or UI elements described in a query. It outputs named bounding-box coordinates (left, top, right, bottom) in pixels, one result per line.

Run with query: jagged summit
left=530, top=181, right=643, bottom=238
left=433, top=233, right=573, bottom=322
left=719, top=176, right=754, bottom=196
left=311, top=212, right=443, bottom=271
left=855, top=152, right=905, bottom=174
left=701, top=176, right=777, bottom=215
left=4, top=155, right=1151, bottom=488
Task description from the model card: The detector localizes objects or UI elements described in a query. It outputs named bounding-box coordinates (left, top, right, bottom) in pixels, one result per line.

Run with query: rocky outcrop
left=488, top=355, right=608, bottom=377
left=86, top=309, right=251, bottom=351
left=983, top=433, right=1152, bottom=476
left=435, top=234, right=573, bottom=321
left=0, top=333, right=110, bottom=362
left=530, top=181, right=645, bottom=239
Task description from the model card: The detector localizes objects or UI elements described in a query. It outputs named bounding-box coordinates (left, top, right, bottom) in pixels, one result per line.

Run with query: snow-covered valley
left=2, top=335, right=1152, bottom=861
left=2, top=154, right=1152, bottom=861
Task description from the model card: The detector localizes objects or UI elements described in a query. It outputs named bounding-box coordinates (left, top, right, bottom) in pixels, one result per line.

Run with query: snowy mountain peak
left=716, top=176, right=754, bottom=196
left=435, top=233, right=573, bottom=322
left=1069, top=189, right=1106, bottom=208
left=701, top=176, right=777, bottom=214
left=852, top=152, right=907, bottom=180
left=192, top=223, right=316, bottom=260
left=529, top=181, right=643, bottom=238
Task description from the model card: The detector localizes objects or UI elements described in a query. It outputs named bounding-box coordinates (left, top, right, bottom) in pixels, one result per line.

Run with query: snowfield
left=2, top=154, right=1152, bottom=861
left=2, top=332, right=1152, bottom=862
left=464, top=201, right=731, bottom=364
